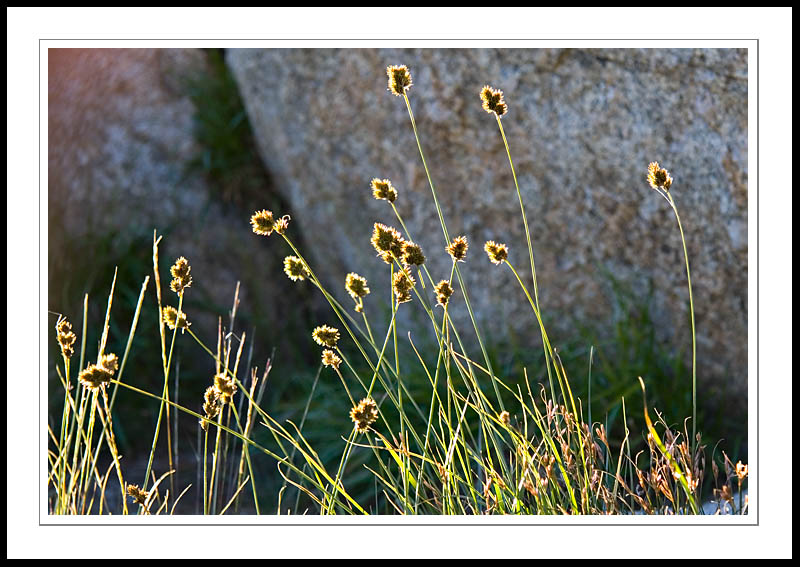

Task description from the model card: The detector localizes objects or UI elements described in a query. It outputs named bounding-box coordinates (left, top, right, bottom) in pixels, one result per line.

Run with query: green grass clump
left=47, top=62, right=747, bottom=516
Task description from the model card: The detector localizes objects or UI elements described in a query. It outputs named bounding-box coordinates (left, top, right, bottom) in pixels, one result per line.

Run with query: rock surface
left=48, top=48, right=311, bottom=382
left=227, top=48, right=749, bottom=405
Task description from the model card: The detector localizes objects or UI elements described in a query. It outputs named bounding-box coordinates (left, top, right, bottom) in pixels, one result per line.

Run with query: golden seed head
left=126, top=483, right=149, bottom=507
left=283, top=255, right=311, bottom=282
left=735, top=461, right=748, bottom=482
left=56, top=317, right=77, bottom=359
left=387, top=65, right=412, bottom=96
left=78, top=354, right=118, bottom=390
left=499, top=410, right=511, bottom=426
left=371, top=223, right=405, bottom=260
left=484, top=240, right=509, bottom=265
left=274, top=215, right=291, bottom=235
left=162, top=306, right=190, bottom=332
left=99, top=353, right=119, bottom=373
left=647, top=161, right=673, bottom=191
left=480, top=85, right=508, bottom=118
left=169, top=257, right=192, bottom=295
left=446, top=236, right=469, bottom=262
left=434, top=280, right=454, bottom=307
left=392, top=269, right=416, bottom=304
left=345, top=272, right=370, bottom=300
left=251, top=209, right=276, bottom=236
left=350, top=397, right=379, bottom=433
left=312, top=325, right=340, bottom=348
left=321, top=349, right=342, bottom=370
left=401, top=241, right=426, bottom=267
left=213, top=373, right=237, bottom=404
left=370, top=178, right=398, bottom=203
left=202, top=385, right=222, bottom=427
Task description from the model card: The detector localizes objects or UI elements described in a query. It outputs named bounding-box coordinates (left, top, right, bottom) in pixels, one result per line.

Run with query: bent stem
left=655, top=189, right=697, bottom=456
left=495, top=116, right=555, bottom=404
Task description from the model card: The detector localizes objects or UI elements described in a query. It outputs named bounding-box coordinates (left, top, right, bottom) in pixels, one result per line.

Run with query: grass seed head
left=647, top=161, right=673, bottom=191
left=213, top=373, right=237, bottom=404
left=321, top=349, right=342, bottom=370
left=484, top=240, right=509, bottom=265
left=392, top=268, right=416, bottom=304
left=250, top=209, right=276, bottom=236
left=126, top=483, right=149, bottom=507
left=387, top=65, right=412, bottom=96
left=345, top=272, right=370, bottom=300
left=371, top=178, right=398, bottom=203
left=434, top=279, right=454, bottom=307
left=56, top=317, right=77, bottom=359
left=274, top=215, right=291, bottom=234
left=201, top=385, right=222, bottom=429
left=312, top=324, right=340, bottom=348
left=169, top=257, right=192, bottom=294
left=446, top=235, right=469, bottom=262
left=162, top=305, right=190, bottom=332
left=735, top=461, right=748, bottom=482
left=78, top=353, right=119, bottom=390
left=284, top=255, right=311, bottom=282
left=350, top=397, right=379, bottom=433
left=371, top=223, right=405, bottom=261
left=401, top=241, right=426, bottom=267
left=480, top=85, right=508, bottom=118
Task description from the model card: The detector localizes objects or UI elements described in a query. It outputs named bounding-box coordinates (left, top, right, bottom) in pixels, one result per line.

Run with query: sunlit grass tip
left=371, top=178, right=398, bottom=203
left=162, top=305, right=190, bottom=332
left=284, top=255, right=311, bottom=282
left=169, top=256, right=192, bottom=294
left=446, top=235, right=469, bottom=262
left=647, top=161, right=673, bottom=191
left=484, top=240, right=509, bottom=265
left=387, top=65, right=412, bottom=97
left=312, top=324, right=340, bottom=348
left=480, top=85, right=508, bottom=118
left=350, top=397, right=379, bottom=433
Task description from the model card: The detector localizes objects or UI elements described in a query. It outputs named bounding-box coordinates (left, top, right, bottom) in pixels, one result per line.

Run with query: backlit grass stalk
left=648, top=163, right=697, bottom=455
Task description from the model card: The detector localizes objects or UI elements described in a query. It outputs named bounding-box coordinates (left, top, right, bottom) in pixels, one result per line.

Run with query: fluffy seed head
left=371, top=178, right=398, bottom=203
left=480, top=85, right=508, bottom=118
left=446, top=236, right=469, bottom=262
left=387, top=65, right=412, bottom=96
left=274, top=215, right=291, bottom=235
left=169, top=257, right=192, bottom=294
left=201, top=385, right=222, bottom=429
left=213, top=373, right=237, bottom=404
left=284, top=255, right=311, bottom=282
left=434, top=280, right=454, bottom=307
left=345, top=273, right=370, bottom=300
left=350, top=397, right=379, bottom=433
left=392, top=269, right=416, bottom=304
left=162, top=306, right=190, bottom=331
left=78, top=353, right=118, bottom=390
left=499, top=410, right=511, bottom=426
left=371, top=223, right=405, bottom=260
left=251, top=209, right=276, bottom=236
left=126, top=484, right=149, bottom=507
left=321, top=349, right=342, bottom=370
left=56, top=317, right=77, bottom=359
left=647, top=162, right=673, bottom=191
left=401, top=241, right=426, bottom=267
left=312, top=325, right=340, bottom=348
left=484, top=241, right=509, bottom=265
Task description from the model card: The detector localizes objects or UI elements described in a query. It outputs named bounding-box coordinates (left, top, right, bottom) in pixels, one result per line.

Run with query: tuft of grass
left=47, top=61, right=747, bottom=516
